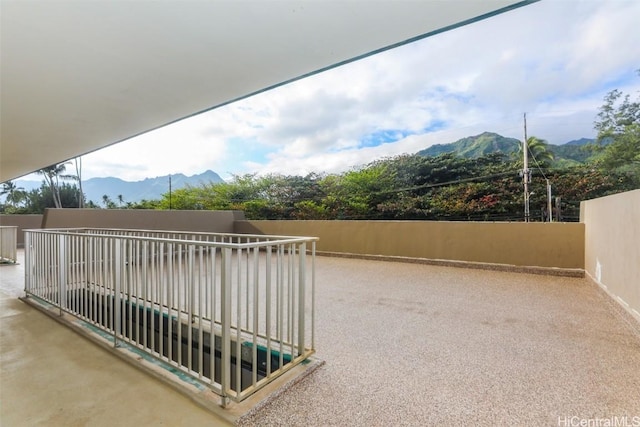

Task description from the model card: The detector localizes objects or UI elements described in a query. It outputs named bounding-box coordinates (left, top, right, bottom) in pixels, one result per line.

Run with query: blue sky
left=59, top=0, right=640, bottom=181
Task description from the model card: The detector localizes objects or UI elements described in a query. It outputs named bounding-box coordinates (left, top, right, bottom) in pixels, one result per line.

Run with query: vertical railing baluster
left=312, top=240, right=316, bottom=351
left=198, top=245, right=204, bottom=379
left=220, top=247, right=232, bottom=406
left=236, top=247, right=242, bottom=396
left=188, top=244, right=194, bottom=372
left=150, top=242, right=156, bottom=354
left=58, top=234, right=67, bottom=316
left=278, top=244, right=284, bottom=370
left=265, top=245, right=272, bottom=376
left=245, top=249, right=250, bottom=332
left=114, top=238, right=122, bottom=346
left=252, top=246, right=259, bottom=386
left=172, top=243, right=184, bottom=366
left=167, top=242, right=173, bottom=364
left=138, top=240, right=146, bottom=347
left=153, top=242, right=162, bottom=357
left=24, top=232, right=31, bottom=295
left=298, top=242, right=306, bottom=356
left=288, top=243, right=295, bottom=356
left=91, top=236, right=96, bottom=325
left=142, top=240, right=148, bottom=350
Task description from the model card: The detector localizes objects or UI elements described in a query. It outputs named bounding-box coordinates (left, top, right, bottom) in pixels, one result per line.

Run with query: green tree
left=513, top=136, right=555, bottom=170
left=37, top=162, right=77, bottom=208
left=102, top=194, right=116, bottom=209
left=1, top=181, right=26, bottom=209
left=16, top=183, right=83, bottom=214
left=74, top=157, right=84, bottom=208
left=132, top=148, right=634, bottom=222
left=593, top=74, right=640, bottom=176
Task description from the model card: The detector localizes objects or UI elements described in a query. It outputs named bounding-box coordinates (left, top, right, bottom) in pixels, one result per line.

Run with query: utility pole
left=169, top=175, right=172, bottom=210
left=523, top=113, right=530, bottom=222
left=546, top=179, right=552, bottom=222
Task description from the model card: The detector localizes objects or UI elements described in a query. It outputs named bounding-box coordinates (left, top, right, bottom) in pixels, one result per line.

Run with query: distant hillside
left=15, top=170, right=223, bottom=205
left=547, top=139, right=595, bottom=165
left=418, top=132, right=596, bottom=166
left=563, top=138, right=594, bottom=146
left=418, top=132, right=520, bottom=158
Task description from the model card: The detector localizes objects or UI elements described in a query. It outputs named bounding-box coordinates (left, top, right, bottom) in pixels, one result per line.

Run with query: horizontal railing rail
left=24, top=228, right=317, bottom=405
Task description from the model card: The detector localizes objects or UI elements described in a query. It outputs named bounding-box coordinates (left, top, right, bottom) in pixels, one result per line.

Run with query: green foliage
left=37, top=162, right=78, bottom=208
left=418, top=132, right=520, bottom=158
left=4, top=183, right=84, bottom=214
left=420, top=131, right=602, bottom=169
left=592, top=71, right=640, bottom=184
left=116, top=145, right=632, bottom=222
left=513, top=136, right=555, bottom=169
left=1, top=181, right=27, bottom=210
left=6, top=150, right=632, bottom=220
left=548, top=143, right=594, bottom=164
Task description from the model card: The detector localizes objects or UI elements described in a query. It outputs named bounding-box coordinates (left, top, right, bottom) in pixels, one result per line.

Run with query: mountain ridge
left=14, top=169, right=223, bottom=205
left=417, top=131, right=595, bottom=165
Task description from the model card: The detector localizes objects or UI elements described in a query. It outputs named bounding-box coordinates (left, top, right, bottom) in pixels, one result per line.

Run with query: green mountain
left=417, top=132, right=520, bottom=158
left=548, top=143, right=594, bottom=166
left=417, top=132, right=596, bottom=166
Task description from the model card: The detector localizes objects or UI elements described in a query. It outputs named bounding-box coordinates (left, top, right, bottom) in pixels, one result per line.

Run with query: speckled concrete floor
left=2, top=251, right=639, bottom=426
left=238, top=256, right=640, bottom=426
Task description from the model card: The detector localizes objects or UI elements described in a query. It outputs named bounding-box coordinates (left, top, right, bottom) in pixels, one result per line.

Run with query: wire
left=527, top=146, right=549, bottom=180
left=376, top=170, right=519, bottom=195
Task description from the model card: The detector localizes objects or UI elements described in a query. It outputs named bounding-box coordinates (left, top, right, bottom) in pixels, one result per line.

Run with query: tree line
left=2, top=79, right=638, bottom=221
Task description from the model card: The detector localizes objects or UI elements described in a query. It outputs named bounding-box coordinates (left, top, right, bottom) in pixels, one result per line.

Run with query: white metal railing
left=0, top=226, right=18, bottom=263
left=24, top=228, right=317, bottom=404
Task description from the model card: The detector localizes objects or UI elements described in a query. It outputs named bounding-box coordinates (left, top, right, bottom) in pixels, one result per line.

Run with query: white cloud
left=79, top=0, right=640, bottom=181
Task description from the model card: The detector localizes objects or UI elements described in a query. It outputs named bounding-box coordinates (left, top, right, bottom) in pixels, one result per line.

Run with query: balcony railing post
left=220, top=247, right=232, bottom=407
left=24, top=232, right=31, bottom=294
left=298, top=242, right=306, bottom=355
left=311, top=240, right=316, bottom=350
left=58, top=234, right=67, bottom=316
left=114, top=238, right=123, bottom=346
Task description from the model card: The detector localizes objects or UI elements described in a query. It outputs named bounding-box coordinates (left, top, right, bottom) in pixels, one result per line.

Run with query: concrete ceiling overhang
left=0, top=0, right=537, bottom=183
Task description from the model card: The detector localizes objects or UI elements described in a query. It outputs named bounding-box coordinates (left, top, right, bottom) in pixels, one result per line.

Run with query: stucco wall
left=0, top=214, right=44, bottom=247
left=4, top=211, right=585, bottom=271
left=581, top=189, right=640, bottom=322
left=41, top=209, right=244, bottom=233
left=235, top=220, right=585, bottom=270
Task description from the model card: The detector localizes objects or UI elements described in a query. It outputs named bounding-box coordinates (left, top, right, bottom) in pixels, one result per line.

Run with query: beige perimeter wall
left=581, top=189, right=640, bottom=322
left=41, top=209, right=244, bottom=233
left=0, top=214, right=44, bottom=247
left=235, top=220, right=585, bottom=270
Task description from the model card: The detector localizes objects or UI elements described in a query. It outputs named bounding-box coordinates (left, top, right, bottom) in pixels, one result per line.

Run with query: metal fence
left=24, top=228, right=317, bottom=404
left=0, top=226, right=18, bottom=263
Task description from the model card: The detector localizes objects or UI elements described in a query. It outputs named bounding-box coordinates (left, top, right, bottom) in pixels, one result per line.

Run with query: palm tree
left=102, top=194, right=112, bottom=208
left=74, top=157, right=84, bottom=208
left=117, top=194, right=124, bottom=207
left=513, top=136, right=555, bottom=170
left=37, top=162, right=77, bottom=208
left=1, top=181, right=26, bottom=207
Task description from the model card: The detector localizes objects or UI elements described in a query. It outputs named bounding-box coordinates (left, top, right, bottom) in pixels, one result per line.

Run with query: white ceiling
left=0, top=0, right=536, bottom=183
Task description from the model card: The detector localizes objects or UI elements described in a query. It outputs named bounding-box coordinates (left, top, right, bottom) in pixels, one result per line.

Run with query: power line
left=376, top=170, right=519, bottom=195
